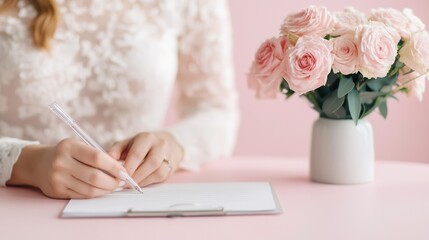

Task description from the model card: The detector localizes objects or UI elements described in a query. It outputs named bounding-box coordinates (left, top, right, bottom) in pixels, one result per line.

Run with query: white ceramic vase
left=310, top=118, right=374, bottom=184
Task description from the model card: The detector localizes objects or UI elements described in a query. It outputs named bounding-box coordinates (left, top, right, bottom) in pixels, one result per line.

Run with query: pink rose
left=332, top=34, right=359, bottom=75
left=399, top=30, right=429, bottom=74
left=248, top=37, right=288, bottom=98
left=356, top=23, right=400, bottom=79
left=332, top=7, right=367, bottom=36
left=280, top=36, right=333, bottom=95
left=396, top=66, right=427, bottom=101
left=369, top=8, right=410, bottom=39
left=280, top=6, right=335, bottom=39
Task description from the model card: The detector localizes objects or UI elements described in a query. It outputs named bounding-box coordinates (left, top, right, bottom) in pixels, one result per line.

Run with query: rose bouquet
left=248, top=6, right=429, bottom=124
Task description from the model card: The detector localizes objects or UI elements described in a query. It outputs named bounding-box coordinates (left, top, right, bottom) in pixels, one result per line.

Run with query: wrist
left=6, top=144, right=49, bottom=188
left=155, top=131, right=184, bottom=162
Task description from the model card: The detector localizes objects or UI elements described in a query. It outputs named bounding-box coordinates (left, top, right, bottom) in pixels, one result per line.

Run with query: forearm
left=166, top=108, right=239, bottom=171
left=6, top=144, right=47, bottom=187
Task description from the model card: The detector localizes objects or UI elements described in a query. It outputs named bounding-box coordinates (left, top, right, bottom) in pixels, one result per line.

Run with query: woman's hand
left=107, top=132, right=184, bottom=187
left=8, top=138, right=128, bottom=199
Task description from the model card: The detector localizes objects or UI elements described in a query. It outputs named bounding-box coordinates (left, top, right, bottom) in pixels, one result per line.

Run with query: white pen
left=49, top=102, right=144, bottom=194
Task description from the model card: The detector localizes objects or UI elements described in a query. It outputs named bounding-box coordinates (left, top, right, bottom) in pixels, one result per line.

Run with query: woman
left=0, top=0, right=239, bottom=198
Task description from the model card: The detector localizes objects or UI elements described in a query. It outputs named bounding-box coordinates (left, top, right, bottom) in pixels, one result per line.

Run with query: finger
left=69, top=142, right=127, bottom=180
left=64, top=188, right=90, bottom=199
left=138, top=162, right=172, bottom=187
left=63, top=174, right=113, bottom=198
left=107, top=140, right=129, bottom=160
left=123, top=134, right=153, bottom=176
left=132, top=140, right=168, bottom=183
left=68, top=158, right=120, bottom=191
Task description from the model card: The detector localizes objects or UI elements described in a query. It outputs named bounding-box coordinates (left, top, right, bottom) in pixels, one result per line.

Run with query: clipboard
left=61, top=182, right=282, bottom=218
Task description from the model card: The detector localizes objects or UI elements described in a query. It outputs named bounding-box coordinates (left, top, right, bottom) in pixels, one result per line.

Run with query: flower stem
left=392, top=69, right=429, bottom=94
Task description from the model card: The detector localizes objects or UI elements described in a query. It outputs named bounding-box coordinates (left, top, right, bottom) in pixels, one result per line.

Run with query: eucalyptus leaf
left=367, top=73, right=398, bottom=92
left=326, top=71, right=339, bottom=87
left=326, top=106, right=347, bottom=119
left=338, top=77, right=355, bottom=98
left=379, top=100, right=388, bottom=119
left=284, top=89, right=295, bottom=99
left=361, top=97, right=384, bottom=118
left=347, top=88, right=361, bottom=125
left=280, top=79, right=295, bottom=98
left=360, top=92, right=383, bottom=104
left=316, top=86, right=332, bottom=99
left=280, top=79, right=289, bottom=91
left=322, top=90, right=345, bottom=114
left=367, top=79, right=383, bottom=91
left=304, top=92, right=322, bottom=113
left=395, top=60, right=405, bottom=69
left=380, top=85, right=392, bottom=93
left=360, top=104, right=367, bottom=118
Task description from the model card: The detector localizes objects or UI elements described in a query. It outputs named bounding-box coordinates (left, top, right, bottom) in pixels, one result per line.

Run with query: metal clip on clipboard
left=127, top=203, right=225, bottom=217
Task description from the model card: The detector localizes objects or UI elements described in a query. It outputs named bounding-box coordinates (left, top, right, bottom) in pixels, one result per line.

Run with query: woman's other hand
left=107, top=132, right=184, bottom=187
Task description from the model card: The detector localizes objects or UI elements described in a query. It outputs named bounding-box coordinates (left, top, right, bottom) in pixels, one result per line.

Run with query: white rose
left=399, top=30, right=429, bottom=74
left=403, top=8, right=425, bottom=36
left=397, top=66, right=427, bottom=101
left=332, top=7, right=367, bottom=36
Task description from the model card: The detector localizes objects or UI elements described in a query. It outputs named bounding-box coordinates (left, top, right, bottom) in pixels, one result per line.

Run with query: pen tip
left=136, top=187, right=144, bottom=194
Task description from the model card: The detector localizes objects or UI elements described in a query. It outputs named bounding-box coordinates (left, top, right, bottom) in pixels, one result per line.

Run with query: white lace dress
left=0, top=0, right=239, bottom=186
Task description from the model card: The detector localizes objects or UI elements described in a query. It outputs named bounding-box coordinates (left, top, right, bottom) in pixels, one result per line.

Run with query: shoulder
left=180, top=0, right=229, bottom=19
left=0, top=1, right=35, bottom=85
left=0, top=0, right=34, bottom=39
left=179, top=0, right=231, bottom=34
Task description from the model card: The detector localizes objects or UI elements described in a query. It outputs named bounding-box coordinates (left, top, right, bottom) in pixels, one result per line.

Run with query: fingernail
left=118, top=181, right=126, bottom=187
left=118, top=171, right=128, bottom=181
left=115, top=187, right=124, bottom=192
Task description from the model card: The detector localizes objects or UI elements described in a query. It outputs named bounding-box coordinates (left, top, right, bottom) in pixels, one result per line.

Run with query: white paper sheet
left=62, top=182, right=280, bottom=217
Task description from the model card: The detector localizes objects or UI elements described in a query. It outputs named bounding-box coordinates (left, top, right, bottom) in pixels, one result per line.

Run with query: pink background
left=228, top=0, right=429, bottom=163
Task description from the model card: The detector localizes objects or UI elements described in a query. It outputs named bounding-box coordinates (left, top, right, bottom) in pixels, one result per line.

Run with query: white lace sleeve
left=0, top=137, right=39, bottom=187
left=167, top=0, right=239, bottom=171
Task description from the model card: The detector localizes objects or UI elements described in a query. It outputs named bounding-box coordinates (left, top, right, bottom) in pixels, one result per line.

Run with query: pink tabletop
left=1, top=157, right=429, bottom=240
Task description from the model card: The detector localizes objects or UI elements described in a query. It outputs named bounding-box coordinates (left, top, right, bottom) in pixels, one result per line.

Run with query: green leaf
left=379, top=100, right=388, bottom=119
left=324, top=34, right=332, bottom=40
left=361, top=97, right=383, bottom=118
left=338, top=77, right=355, bottom=98
left=316, top=86, right=332, bottom=99
left=380, top=85, right=393, bottom=94
left=347, top=88, right=361, bottom=125
left=367, top=79, right=383, bottom=91
left=395, top=60, right=405, bottom=69
left=326, top=71, right=338, bottom=87
left=326, top=106, right=347, bottom=119
left=304, top=92, right=322, bottom=113
left=360, top=92, right=384, bottom=104
left=280, top=79, right=288, bottom=91
left=322, top=90, right=345, bottom=114
left=360, top=104, right=367, bottom=118
left=280, top=79, right=295, bottom=99
left=367, top=73, right=398, bottom=91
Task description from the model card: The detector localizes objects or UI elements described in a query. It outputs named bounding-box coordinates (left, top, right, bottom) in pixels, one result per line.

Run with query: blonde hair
left=0, top=0, right=59, bottom=49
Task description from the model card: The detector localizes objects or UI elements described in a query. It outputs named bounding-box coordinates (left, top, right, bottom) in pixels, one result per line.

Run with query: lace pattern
left=0, top=0, right=238, bottom=182
left=0, top=138, right=39, bottom=186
